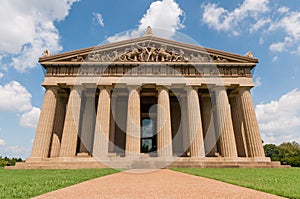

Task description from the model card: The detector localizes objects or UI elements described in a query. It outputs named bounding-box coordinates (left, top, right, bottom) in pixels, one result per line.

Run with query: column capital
left=98, top=86, right=113, bottom=96
left=156, top=85, right=169, bottom=92
left=211, top=86, right=229, bottom=95
left=68, top=85, right=85, bottom=92
left=185, top=85, right=200, bottom=92
left=237, top=86, right=252, bottom=94
left=98, top=85, right=113, bottom=90
left=43, top=86, right=60, bottom=94
left=127, top=85, right=141, bottom=92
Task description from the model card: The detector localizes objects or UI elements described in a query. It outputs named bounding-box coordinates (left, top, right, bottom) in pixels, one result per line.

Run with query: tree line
left=264, top=141, right=300, bottom=167
left=0, top=156, right=23, bottom=167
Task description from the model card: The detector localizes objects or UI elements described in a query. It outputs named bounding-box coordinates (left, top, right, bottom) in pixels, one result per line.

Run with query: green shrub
left=281, top=156, right=300, bottom=167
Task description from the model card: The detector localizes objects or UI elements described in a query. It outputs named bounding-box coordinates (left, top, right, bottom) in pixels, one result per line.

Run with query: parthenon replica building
left=12, top=27, right=281, bottom=169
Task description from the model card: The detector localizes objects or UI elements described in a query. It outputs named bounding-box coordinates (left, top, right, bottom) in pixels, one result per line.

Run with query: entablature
left=45, top=65, right=252, bottom=78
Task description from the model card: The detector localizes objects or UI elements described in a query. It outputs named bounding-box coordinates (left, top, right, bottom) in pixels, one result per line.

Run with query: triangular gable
left=39, top=35, right=258, bottom=65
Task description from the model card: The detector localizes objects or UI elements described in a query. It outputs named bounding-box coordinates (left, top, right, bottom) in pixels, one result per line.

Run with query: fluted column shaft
left=59, top=87, right=83, bottom=157
left=215, top=88, right=238, bottom=157
left=180, top=94, right=190, bottom=155
left=239, top=87, right=265, bottom=157
left=93, top=87, right=111, bottom=158
left=79, top=92, right=96, bottom=154
left=50, top=93, right=67, bottom=157
left=109, top=94, right=116, bottom=152
left=186, top=87, right=205, bottom=158
left=229, top=95, right=248, bottom=157
left=157, top=87, right=173, bottom=157
left=125, top=86, right=141, bottom=157
left=31, top=87, right=58, bottom=158
left=200, top=94, right=218, bottom=157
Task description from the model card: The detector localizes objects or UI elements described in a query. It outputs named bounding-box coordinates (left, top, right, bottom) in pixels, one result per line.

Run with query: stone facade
left=8, top=28, right=283, bottom=169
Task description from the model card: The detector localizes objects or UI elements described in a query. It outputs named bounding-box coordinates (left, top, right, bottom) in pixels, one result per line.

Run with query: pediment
left=39, top=35, right=258, bottom=66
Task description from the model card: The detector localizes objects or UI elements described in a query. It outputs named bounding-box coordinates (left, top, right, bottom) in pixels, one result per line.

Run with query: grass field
left=0, top=168, right=118, bottom=199
left=172, top=168, right=300, bottom=199
left=1, top=168, right=299, bottom=198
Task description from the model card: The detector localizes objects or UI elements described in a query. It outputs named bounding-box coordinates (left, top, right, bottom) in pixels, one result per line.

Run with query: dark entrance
left=140, top=95, right=157, bottom=154
left=141, top=118, right=157, bottom=153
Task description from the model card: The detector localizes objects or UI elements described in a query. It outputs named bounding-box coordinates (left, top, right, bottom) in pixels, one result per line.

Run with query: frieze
left=46, top=66, right=251, bottom=78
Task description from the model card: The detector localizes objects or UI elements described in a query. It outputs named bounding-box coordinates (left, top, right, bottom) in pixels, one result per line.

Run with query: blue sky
left=0, top=0, right=300, bottom=158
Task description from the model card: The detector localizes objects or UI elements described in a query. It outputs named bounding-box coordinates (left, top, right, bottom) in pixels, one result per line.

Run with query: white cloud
left=201, top=0, right=270, bottom=35
left=107, top=31, right=138, bottom=43
left=272, top=56, right=278, bottom=62
left=20, top=107, right=41, bottom=128
left=0, top=139, right=5, bottom=146
left=138, top=0, right=184, bottom=37
left=269, top=42, right=285, bottom=52
left=267, top=11, right=300, bottom=55
left=269, top=37, right=293, bottom=52
left=0, top=73, right=3, bottom=78
left=256, top=89, right=300, bottom=144
left=201, top=1, right=300, bottom=56
left=249, top=18, right=271, bottom=33
left=268, top=12, right=300, bottom=40
left=254, top=77, right=262, bottom=87
left=293, top=46, right=300, bottom=55
left=107, top=0, right=185, bottom=42
left=0, top=81, right=41, bottom=129
left=93, top=12, right=104, bottom=27
left=0, top=0, right=79, bottom=72
left=1, top=145, right=30, bottom=158
left=278, top=7, right=289, bottom=14
left=0, top=81, right=32, bottom=112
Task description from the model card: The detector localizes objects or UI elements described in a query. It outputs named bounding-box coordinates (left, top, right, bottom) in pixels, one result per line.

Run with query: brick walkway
left=34, top=169, right=285, bottom=199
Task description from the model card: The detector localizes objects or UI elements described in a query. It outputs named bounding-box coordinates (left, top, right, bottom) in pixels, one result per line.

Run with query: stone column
left=157, top=86, right=173, bottom=157
left=229, top=95, right=248, bottom=157
left=186, top=87, right=205, bottom=158
left=200, top=93, right=218, bottom=157
left=109, top=94, right=116, bottom=152
left=93, top=87, right=111, bottom=158
left=125, top=86, right=141, bottom=157
left=50, top=92, right=68, bottom=157
left=214, top=87, right=238, bottom=158
left=59, top=86, right=83, bottom=157
left=31, top=87, right=58, bottom=158
left=180, top=94, right=190, bottom=155
left=79, top=92, right=96, bottom=154
left=239, top=87, right=265, bottom=157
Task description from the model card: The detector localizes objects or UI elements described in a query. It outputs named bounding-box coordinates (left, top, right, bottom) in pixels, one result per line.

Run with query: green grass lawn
left=172, top=168, right=300, bottom=199
left=0, top=168, right=118, bottom=199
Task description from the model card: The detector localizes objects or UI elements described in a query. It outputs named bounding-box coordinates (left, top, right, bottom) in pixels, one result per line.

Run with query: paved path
left=34, top=169, right=285, bottom=199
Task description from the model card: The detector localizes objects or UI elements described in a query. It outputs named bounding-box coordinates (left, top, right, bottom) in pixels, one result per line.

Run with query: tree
left=263, top=141, right=300, bottom=167
left=0, top=156, right=23, bottom=167
left=278, top=142, right=300, bottom=158
left=263, top=144, right=280, bottom=159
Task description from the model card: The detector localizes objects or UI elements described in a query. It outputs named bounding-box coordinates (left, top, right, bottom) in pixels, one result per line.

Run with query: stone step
left=4, top=158, right=290, bottom=169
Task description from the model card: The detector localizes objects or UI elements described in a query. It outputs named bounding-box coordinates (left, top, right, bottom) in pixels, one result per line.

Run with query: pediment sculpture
left=115, top=47, right=187, bottom=62
left=86, top=46, right=229, bottom=63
